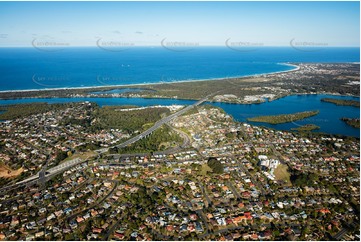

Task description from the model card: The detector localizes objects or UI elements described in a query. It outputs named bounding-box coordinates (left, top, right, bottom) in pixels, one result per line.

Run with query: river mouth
left=0, top=94, right=359, bottom=137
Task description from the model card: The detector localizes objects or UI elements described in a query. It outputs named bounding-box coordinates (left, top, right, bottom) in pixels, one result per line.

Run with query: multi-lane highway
left=0, top=158, right=87, bottom=194
left=102, top=94, right=211, bottom=152
left=18, top=158, right=83, bottom=184
left=0, top=94, right=212, bottom=193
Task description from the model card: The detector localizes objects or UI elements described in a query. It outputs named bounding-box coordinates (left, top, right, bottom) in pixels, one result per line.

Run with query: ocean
left=0, top=47, right=359, bottom=137
left=0, top=47, right=359, bottom=91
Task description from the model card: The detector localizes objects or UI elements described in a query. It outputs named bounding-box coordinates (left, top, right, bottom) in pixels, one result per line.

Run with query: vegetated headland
left=321, top=98, right=360, bottom=107
left=247, top=110, right=319, bottom=124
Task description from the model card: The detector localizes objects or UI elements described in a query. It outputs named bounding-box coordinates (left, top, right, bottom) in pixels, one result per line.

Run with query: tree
left=55, top=150, right=68, bottom=163
left=207, top=157, right=224, bottom=174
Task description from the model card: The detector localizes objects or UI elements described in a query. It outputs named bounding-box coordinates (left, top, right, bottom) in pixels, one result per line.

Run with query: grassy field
left=0, top=163, right=23, bottom=178
left=274, top=164, right=291, bottom=186
left=247, top=110, right=319, bottom=124
left=60, top=150, right=98, bottom=164
left=200, top=164, right=212, bottom=176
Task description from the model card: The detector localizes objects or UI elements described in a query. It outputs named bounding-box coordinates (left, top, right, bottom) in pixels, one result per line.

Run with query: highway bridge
left=0, top=158, right=85, bottom=194
left=100, top=94, right=211, bottom=152
left=0, top=94, right=212, bottom=193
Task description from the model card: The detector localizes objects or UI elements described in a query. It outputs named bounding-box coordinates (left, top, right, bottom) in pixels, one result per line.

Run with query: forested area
left=0, top=103, right=70, bottom=120
left=207, top=157, right=224, bottom=174
left=115, top=125, right=182, bottom=154
left=247, top=110, right=319, bottom=124
left=321, top=98, right=359, bottom=107
left=90, top=106, right=170, bottom=133
left=0, top=102, right=171, bottom=135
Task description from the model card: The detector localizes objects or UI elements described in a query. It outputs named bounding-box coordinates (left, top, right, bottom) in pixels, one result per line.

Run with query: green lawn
left=200, top=164, right=212, bottom=176
left=274, top=164, right=291, bottom=186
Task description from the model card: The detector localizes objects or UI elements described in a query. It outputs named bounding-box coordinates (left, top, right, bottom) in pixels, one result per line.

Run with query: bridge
left=0, top=94, right=212, bottom=193
left=96, top=94, right=211, bottom=153
left=0, top=158, right=85, bottom=194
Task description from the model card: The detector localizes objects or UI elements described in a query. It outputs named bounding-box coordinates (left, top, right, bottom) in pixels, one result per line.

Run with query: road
left=333, top=220, right=358, bottom=240
left=229, top=153, right=267, bottom=196
left=14, top=158, right=84, bottom=185
left=0, top=158, right=87, bottom=194
left=98, top=94, right=211, bottom=153
left=199, top=184, right=212, bottom=208
left=0, top=94, right=212, bottom=193
left=65, top=179, right=119, bottom=224
left=226, top=181, right=241, bottom=200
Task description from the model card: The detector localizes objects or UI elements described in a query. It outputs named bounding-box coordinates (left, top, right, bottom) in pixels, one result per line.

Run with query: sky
left=0, top=1, right=359, bottom=47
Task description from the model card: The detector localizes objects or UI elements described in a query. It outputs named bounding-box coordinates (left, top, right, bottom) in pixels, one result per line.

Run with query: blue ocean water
left=0, top=47, right=359, bottom=91
left=0, top=94, right=359, bottom=137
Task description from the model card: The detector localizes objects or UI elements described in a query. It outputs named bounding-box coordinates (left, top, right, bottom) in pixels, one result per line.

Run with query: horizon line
left=0, top=45, right=359, bottom=48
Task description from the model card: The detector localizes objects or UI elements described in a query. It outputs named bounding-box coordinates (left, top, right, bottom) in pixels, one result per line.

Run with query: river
left=0, top=94, right=359, bottom=137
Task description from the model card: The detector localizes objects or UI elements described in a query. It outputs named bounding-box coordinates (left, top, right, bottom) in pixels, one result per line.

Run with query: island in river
left=247, top=110, right=319, bottom=124
left=321, top=98, right=360, bottom=107
left=341, top=117, right=360, bottom=128
left=291, top=124, right=320, bottom=132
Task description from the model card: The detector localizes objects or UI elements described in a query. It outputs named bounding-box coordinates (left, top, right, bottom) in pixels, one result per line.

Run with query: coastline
left=0, top=62, right=300, bottom=94
left=0, top=62, right=358, bottom=106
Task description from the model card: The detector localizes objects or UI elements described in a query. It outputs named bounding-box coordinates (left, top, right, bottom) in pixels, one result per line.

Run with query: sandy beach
left=0, top=62, right=300, bottom=94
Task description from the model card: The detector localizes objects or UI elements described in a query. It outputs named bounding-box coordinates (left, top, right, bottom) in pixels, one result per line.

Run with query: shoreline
left=0, top=62, right=300, bottom=94
left=0, top=62, right=358, bottom=105
left=0, top=93, right=359, bottom=105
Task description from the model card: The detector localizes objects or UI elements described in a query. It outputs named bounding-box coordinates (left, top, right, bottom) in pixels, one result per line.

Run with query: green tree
left=207, top=157, right=224, bottom=174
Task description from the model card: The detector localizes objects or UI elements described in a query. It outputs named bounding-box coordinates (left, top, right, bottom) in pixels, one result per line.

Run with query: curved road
left=0, top=94, right=213, bottom=193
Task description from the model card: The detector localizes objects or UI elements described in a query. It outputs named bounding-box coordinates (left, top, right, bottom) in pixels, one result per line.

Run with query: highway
left=0, top=157, right=88, bottom=194
left=18, top=158, right=83, bottom=184
left=0, top=94, right=212, bottom=193
left=102, top=94, right=211, bottom=152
